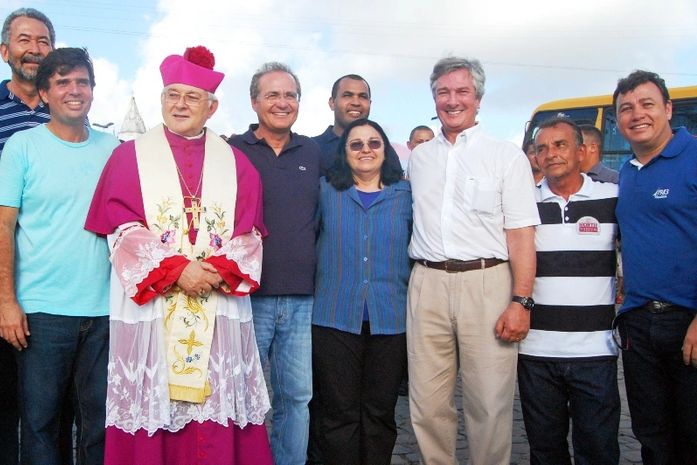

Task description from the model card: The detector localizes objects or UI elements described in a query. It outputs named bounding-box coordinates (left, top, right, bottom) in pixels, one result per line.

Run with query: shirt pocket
left=469, top=177, right=500, bottom=215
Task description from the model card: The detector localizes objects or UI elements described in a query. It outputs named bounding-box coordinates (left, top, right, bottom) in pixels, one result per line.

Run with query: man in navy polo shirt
left=229, top=62, right=320, bottom=465
left=614, top=70, right=697, bottom=465
left=0, top=8, right=54, bottom=464
left=0, top=8, right=53, bottom=153
left=312, top=74, right=370, bottom=175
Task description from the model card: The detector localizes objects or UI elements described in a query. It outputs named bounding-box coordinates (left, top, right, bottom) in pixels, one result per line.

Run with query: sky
left=2, top=0, right=697, bottom=148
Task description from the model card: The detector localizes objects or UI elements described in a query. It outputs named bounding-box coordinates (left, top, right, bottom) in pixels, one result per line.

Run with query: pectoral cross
left=184, top=197, right=202, bottom=230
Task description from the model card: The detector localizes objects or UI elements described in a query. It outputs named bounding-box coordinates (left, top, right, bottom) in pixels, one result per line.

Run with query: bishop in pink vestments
left=85, top=46, right=272, bottom=465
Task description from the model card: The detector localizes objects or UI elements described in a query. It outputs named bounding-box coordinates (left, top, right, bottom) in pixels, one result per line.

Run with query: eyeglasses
left=263, top=92, right=299, bottom=103
left=163, top=90, right=208, bottom=107
left=348, top=139, right=382, bottom=152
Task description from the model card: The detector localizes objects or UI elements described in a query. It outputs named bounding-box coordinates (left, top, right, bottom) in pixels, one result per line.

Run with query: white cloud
left=77, top=0, right=697, bottom=144
left=91, top=58, right=131, bottom=133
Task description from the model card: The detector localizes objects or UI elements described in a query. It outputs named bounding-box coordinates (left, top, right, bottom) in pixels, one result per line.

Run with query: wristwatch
left=512, top=295, right=535, bottom=311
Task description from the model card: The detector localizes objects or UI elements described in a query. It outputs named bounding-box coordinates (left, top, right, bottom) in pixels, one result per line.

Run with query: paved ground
left=265, top=358, right=641, bottom=464
left=390, top=359, right=642, bottom=464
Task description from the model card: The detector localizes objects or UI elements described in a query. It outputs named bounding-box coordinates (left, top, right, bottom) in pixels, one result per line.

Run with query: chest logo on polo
left=298, top=165, right=307, bottom=171
left=653, top=188, right=670, bottom=199
left=577, top=216, right=600, bottom=235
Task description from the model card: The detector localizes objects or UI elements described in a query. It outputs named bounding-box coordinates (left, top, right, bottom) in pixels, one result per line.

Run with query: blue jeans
left=616, top=308, right=697, bottom=465
left=15, top=313, right=108, bottom=465
left=251, top=295, right=313, bottom=465
left=518, top=357, right=620, bottom=465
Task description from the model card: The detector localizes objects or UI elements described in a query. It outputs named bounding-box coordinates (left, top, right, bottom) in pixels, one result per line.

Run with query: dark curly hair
left=327, top=118, right=404, bottom=191
left=36, top=47, right=95, bottom=92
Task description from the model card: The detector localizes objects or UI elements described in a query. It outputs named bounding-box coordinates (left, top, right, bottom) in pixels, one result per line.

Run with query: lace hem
left=105, top=314, right=270, bottom=436
left=105, top=407, right=267, bottom=437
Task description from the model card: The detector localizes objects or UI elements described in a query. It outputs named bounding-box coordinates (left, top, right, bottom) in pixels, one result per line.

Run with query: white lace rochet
left=106, top=225, right=270, bottom=436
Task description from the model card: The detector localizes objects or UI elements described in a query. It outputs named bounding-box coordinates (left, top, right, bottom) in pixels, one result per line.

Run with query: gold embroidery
left=182, top=295, right=210, bottom=331
left=136, top=125, right=239, bottom=404
left=178, top=330, right=204, bottom=355
left=171, top=344, right=203, bottom=377
left=164, top=294, right=177, bottom=328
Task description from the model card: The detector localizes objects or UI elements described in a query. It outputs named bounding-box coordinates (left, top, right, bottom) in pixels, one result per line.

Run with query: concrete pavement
left=390, top=359, right=642, bottom=464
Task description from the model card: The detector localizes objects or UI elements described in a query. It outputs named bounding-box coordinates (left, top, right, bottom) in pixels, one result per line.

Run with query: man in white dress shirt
left=406, top=56, right=540, bottom=465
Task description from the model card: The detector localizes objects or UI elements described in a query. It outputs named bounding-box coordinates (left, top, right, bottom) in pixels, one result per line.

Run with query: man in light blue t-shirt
left=0, top=47, right=118, bottom=465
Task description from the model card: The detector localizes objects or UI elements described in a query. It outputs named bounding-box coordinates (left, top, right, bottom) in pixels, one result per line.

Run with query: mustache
left=21, top=54, right=44, bottom=64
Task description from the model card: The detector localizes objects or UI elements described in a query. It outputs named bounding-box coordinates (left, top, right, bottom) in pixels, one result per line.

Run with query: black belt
left=640, top=301, right=680, bottom=314
left=420, top=258, right=506, bottom=273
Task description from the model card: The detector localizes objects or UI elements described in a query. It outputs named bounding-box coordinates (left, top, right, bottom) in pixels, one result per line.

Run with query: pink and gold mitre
left=159, top=46, right=225, bottom=93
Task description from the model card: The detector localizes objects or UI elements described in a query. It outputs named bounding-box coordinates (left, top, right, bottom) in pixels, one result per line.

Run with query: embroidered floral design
left=205, top=204, right=229, bottom=236
left=172, top=330, right=204, bottom=377
left=197, top=202, right=229, bottom=259
left=150, top=198, right=183, bottom=253
left=209, top=233, right=223, bottom=250
left=181, top=295, right=210, bottom=330
left=160, top=230, right=176, bottom=245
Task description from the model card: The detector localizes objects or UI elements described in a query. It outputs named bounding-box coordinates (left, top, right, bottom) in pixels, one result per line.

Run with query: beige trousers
left=407, top=262, right=517, bottom=465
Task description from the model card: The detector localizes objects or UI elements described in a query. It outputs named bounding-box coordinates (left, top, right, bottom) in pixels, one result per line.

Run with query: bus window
left=526, top=86, right=697, bottom=171
left=671, top=99, right=697, bottom=134
left=525, top=108, right=598, bottom=145
left=600, top=109, right=632, bottom=170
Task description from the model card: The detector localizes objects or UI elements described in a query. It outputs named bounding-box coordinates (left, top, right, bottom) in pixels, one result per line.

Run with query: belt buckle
left=650, top=301, right=671, bottom=313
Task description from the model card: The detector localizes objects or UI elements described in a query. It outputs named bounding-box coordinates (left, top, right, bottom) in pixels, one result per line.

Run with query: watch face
left=513, top=296, right=534, bottom=310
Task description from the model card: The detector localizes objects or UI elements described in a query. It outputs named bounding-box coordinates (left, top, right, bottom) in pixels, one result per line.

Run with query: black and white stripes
left=520, top=177, right=619, bottom=360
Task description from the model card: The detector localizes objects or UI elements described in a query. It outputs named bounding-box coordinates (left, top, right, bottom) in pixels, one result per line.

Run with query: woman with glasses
left=312, top=118, right=412, bottom=465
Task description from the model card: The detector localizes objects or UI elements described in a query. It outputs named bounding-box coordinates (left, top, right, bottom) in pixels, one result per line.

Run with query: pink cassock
left=86, top=128, right=272, bottom=465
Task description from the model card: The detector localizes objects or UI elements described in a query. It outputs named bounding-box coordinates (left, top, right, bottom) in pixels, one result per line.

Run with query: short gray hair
left=430, top=56, right=485, bottom=99
left=2, top=8, right=55, bottom=47
left=535, top=116, right=583, bottom=148
left=249, top=61, right=301, bottom=100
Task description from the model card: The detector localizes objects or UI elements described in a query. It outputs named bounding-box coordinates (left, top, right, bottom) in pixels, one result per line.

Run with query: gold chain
left=174, top=161, right=204, bottom=199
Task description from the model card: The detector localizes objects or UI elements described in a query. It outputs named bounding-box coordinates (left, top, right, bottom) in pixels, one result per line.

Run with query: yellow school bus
left=523, top=86, right=697, bottom=170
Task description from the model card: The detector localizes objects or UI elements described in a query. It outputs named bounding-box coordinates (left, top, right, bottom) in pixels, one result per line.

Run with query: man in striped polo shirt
left=519, top=116, right=620, bottom=465
left=0, top=8, right=54, bottom=153
left=0, top=8, right=54, bottom=465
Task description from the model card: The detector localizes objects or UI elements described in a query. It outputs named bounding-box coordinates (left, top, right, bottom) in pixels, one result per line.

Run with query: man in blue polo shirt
left=0, top=8, right=54, bottom=464
left=614, top=70, right=697, bottom=465
left=312, top=74, right=370, bottom=175
left=229, top=62, right=321, bottom=465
